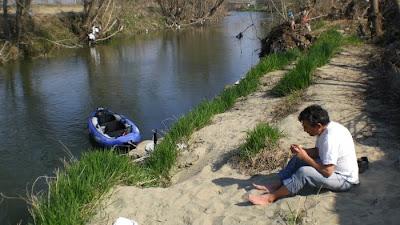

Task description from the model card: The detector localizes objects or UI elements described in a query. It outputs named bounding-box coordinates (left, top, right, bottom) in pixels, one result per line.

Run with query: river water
left=0, top=12, right=271, bottom=224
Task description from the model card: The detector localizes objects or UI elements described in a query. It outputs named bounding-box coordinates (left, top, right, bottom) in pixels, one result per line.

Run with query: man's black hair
left=298, top=104, right=330, bottom=126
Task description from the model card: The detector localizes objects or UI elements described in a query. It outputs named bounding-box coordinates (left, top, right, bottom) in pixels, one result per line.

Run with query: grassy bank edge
left=145, top=49, right=300, bottom=177
left=29, top=49, right=299, bottom=225
left=234, top=30, right=361, bottom=170
left=271, top=29, right=342, bottom=96
left=271, top=29, right=361, bottom=97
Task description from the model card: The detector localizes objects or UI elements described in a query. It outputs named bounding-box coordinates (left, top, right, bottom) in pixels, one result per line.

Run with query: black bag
left=357, top=156, right=369, bottom=173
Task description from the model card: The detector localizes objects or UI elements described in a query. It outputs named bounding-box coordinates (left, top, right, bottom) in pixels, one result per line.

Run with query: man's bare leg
left=252, top=181, right=282, bottom=193
left=248, top=185, right=291, bottom=206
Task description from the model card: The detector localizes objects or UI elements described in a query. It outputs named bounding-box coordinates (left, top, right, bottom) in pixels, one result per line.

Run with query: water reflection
left=0, top=11, right=272, bottom=224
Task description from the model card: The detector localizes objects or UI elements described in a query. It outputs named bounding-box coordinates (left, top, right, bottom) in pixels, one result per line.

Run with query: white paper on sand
left=113, top=217, right=138, bottom=225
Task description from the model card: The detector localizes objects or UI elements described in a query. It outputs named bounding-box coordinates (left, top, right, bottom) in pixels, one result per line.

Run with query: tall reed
left=29, top=151, right=151, bottom=225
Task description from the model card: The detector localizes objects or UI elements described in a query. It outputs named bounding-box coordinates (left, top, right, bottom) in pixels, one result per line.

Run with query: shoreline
left=88, top=44, right=400, bottom=225
left=30, top=28, right=354, bottom=224
left=25, top=10, right=400, bottom=222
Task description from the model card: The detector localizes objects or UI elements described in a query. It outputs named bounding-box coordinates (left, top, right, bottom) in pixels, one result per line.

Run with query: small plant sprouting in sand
left=279, top=186, right=323, bottom=225
left=278, top=197, right=307, bottom=225
left=280, top=201, right=307, bottom=225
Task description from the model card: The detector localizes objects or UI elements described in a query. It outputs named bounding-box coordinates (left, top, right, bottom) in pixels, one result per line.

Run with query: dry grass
left=231, top=146, right=289, bottom=175
left=271, top=90, right=305, bottom=122
left=31, top=4, right=83, bottom=15
left=278, top=199, right=308, bottom=225
left=120, top=0, right=165, bottom=33
left=3, top=4, right=83, bottom=15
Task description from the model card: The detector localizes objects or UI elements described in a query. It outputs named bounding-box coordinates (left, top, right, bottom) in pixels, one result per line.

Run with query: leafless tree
left=155, top=0, right=225, bottom=28
left=370, top=0, right=383, bottom=37
left=82, top=0, right=123, bottom=42
left=15, top=0, right=32, bottom=41
left=2, top=0, right=11, bottom=40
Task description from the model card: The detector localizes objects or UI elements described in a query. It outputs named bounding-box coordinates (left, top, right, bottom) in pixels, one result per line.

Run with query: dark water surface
left=0, top=12, right=271, bottom=224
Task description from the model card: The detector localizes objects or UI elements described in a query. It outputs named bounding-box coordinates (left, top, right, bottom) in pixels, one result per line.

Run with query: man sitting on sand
left=248, top=104, right=359, bottom=205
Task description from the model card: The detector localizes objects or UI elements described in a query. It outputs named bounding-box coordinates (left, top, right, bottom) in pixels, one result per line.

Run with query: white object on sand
left=113, top=217, right=138, bottom=225
left=145, top=142, right=155, bottom=153
left=176, top=143, right=187, bottom=150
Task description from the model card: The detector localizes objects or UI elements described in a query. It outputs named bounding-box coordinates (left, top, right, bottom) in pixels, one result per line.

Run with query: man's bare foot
left=241, top=193, right=250, bottom=201
left=252, top=183, right=280, bottom=193
left=248, top=194, right=275, bottom=205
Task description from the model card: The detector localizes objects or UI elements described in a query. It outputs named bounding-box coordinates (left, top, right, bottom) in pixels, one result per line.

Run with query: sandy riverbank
left=89, top=45, right=400, bottom=225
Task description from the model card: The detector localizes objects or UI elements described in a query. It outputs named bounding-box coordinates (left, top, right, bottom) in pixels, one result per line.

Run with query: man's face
left=301, top=120, right=322, bottom=136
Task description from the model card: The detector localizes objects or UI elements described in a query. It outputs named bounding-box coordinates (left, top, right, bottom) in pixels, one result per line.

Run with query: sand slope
left=89, top=45, right=400, bottom=225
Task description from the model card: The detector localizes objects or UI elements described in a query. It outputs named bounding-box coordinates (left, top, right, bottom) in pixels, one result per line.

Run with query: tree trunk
left=371, top=0, right=383, bottom=37
left=14, top=0, right=32, bottom=41
left=25, top=0, right=32, bottom=11
left=15, top=0, right=23, bottom=41
left=80, top=0, right=123, bottom=42
left=2, top=0, right=11, bottom=40
left=208, top=0, right=225, bottom=17
left=83, top=0, right=94, bottom=17
left=83, top=0, right=108, bottom=30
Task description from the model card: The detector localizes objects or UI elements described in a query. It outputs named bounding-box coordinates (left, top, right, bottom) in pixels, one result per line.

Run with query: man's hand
left=290, top=144, right=335, bottom=177
left=290, top=144, right=309, bottom=161
left=291, top=145, right=319, bottom=159
left=290, top=144, right=300, bottom=154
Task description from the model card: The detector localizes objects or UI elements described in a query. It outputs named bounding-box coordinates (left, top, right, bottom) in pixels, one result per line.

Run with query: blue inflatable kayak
left=88, top=108, right=141, bottom=148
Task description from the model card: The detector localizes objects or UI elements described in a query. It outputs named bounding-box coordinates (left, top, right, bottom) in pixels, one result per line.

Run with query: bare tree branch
left=156, top=0, right=226, bottom=28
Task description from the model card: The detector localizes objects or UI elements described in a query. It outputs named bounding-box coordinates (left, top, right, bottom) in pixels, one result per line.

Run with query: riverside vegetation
left=29, top=27, right=357, bottom=225
left=30, top=42, right=300, bottom=225
left=0, top=0, right=226, bottom=64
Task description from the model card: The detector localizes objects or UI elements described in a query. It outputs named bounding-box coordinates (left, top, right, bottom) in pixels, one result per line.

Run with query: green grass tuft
left=238, top=123, right=283, bottom=160
left=343, top=34, right=364, bottom=45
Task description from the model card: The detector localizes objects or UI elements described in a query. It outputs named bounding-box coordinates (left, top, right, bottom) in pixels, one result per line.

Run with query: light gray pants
left=278, top=156, right=353, bottom=194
